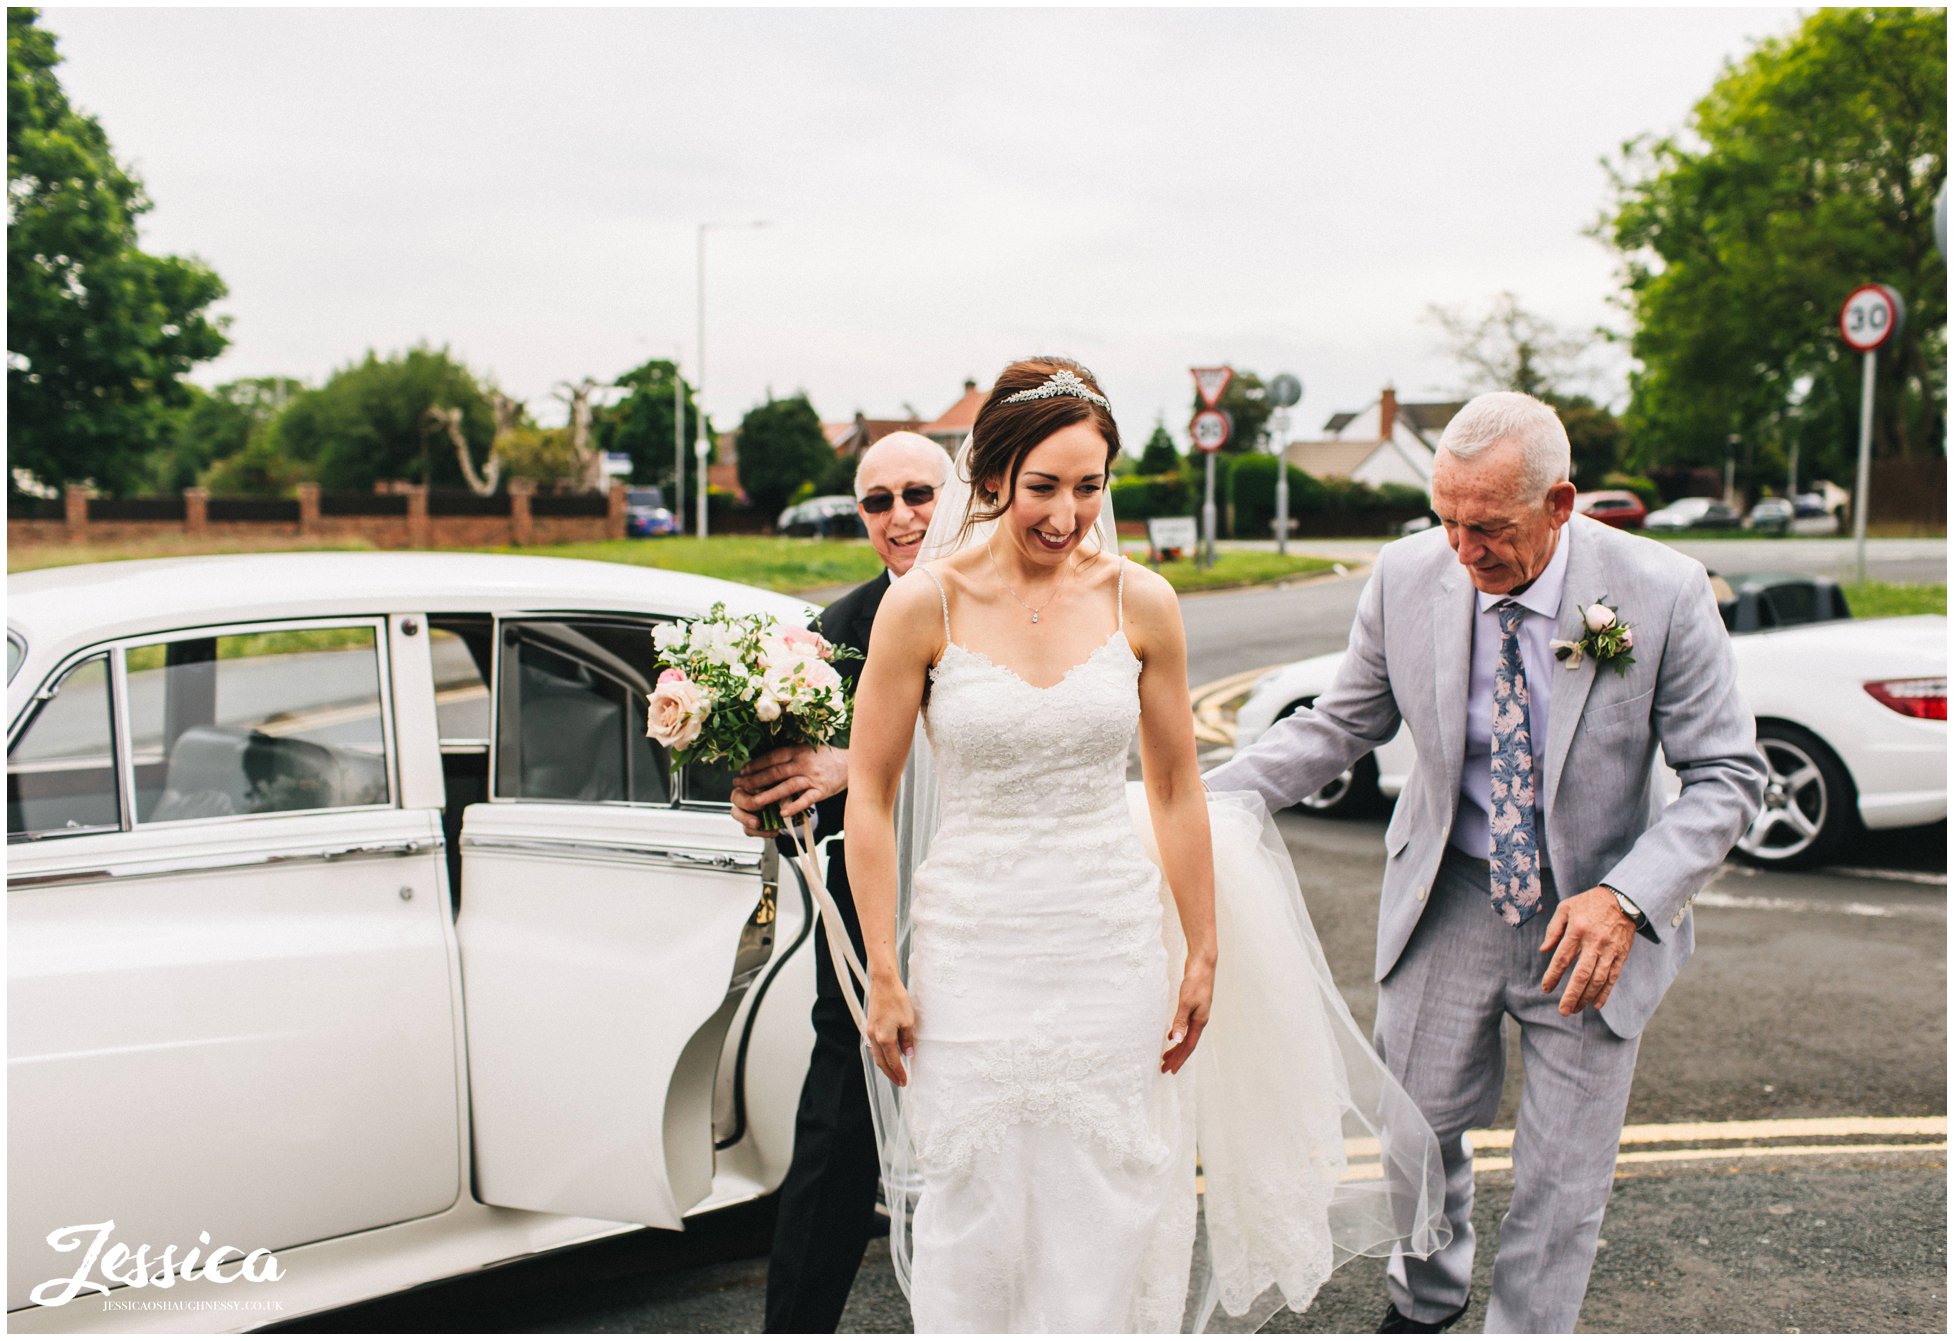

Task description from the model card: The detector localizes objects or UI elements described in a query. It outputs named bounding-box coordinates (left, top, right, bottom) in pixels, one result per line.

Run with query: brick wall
left=8, top=482, right=628, bottom=556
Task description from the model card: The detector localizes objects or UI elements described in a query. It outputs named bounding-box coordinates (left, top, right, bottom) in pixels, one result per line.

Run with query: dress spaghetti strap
left=1115, top=554, right=1127, bottom=633
left=920, top=563, right=951, bottom=640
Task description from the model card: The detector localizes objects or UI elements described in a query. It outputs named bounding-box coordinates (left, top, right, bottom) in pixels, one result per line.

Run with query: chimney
left=1378, top=384, right=1398, bottom=442
left=964, top=379, right=978, bottom=393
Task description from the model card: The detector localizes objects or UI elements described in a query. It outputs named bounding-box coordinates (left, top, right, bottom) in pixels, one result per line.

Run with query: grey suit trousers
left=1377, top=848, right=1640, bottom=1334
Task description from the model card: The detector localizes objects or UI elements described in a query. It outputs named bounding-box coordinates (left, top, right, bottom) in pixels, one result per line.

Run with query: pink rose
left=1584, top=603, right=1617, bottom=632
left=657, top=667, right=688, bottom=685
left=780, top=626, right=832, bottom=658
left=646, top=678, right=711, bottom=751
left=1619, top=626, right=1634, bottom=649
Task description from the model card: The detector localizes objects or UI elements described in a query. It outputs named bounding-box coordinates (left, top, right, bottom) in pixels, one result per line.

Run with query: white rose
left=1584, top=603, right=1617, bottom=632
left=754, top=692, right=782, bottom=723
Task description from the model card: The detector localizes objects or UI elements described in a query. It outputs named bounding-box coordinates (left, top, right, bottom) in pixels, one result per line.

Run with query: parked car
left=777, top=495, right=865, bottom=538
left=1790, top=492, right=1844, bottom=536
left=1232, top=576, right=1944, bottom=870
left=625, top=486, right=678, bottom=537
left=1398, top=514, right=1437, bottom=537
left=1746, top=497, right=1794, bottom=535
left=1644, top=497, right=1743, bottom=531
left=1575, top=490, right=1648, bottom=530
left=6, top=554, right=828, bottom=1331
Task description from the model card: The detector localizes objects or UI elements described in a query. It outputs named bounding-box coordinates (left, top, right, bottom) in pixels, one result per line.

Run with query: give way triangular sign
left=1192, top=366, right=1234, bottom=409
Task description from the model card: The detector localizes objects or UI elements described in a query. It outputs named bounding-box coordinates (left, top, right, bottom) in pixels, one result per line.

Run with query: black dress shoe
left=1378, top=1299, right=1470, bottom=1332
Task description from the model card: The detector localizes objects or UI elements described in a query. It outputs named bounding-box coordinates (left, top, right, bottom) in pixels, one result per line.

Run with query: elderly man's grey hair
left=854, top=430, right=954, bottom=498
left=1435, top=391, right=1572, bottom=502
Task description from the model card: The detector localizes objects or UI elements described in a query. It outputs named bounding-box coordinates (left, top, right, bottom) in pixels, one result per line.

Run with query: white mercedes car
left=1232, top=581, right=1945, bottom=871
left=7, top=553, right=828, bottom=1332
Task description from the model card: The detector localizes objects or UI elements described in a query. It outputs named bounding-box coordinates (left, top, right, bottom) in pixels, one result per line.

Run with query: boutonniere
left=1552, top=600, right=1635, bottom=676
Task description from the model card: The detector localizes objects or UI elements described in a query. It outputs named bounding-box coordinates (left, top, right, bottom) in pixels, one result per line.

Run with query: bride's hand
left=1161, top=952, right=1215, bottom=1074
left=867, top=975, right=917, bottom=1087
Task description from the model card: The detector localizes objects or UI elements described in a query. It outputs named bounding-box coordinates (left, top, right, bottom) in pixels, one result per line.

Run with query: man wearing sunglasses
left=738, top=429, right=950, bottom=1333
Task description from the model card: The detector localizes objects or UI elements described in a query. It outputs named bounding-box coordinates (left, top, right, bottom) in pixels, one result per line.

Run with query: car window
left=125, top=625, right=392, bottom=824
left=430, top=623, right=492, bottom=744
left=1762, top=584, right=1817, bottom=627
left=495, top=619, right=672, bottom=805
left=7, top=631, right=23, bottom=684
left=7, top=655, right=121, bottom=840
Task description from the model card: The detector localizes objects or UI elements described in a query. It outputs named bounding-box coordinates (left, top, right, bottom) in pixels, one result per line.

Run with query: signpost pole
left=1854, top=349, right=1875, bottom=584
left=1272, top=407, right=1291, bottom=556
left=1202, top=451, right=1217, bottom=569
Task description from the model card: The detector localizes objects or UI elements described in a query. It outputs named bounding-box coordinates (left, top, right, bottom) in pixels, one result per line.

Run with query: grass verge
left=10, top=532, right=1345, bottom=599
left=1842, top=582, right=1946, bottom=619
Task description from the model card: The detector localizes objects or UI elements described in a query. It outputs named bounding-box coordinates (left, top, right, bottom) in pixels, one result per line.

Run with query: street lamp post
left=696, top=220, right=768, bottom=541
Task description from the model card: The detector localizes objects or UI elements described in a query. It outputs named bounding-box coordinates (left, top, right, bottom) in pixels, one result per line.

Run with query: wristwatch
left=1601, top=883, right=1646, bottom=928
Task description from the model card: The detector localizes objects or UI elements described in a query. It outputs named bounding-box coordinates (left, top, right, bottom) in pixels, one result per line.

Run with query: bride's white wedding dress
left=874, top=559, right=1446, bottom=1332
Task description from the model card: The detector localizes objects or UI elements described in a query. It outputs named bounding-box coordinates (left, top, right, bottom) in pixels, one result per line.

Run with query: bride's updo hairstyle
left=947, top=355, right=1123, bottom=554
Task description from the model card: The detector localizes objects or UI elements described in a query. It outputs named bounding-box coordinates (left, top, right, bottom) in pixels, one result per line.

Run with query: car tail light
left=1864, top=677, right=1947, bottom=720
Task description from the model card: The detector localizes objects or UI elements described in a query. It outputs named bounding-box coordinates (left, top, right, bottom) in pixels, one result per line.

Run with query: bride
left=841, top=356, right=1446, bottom=1332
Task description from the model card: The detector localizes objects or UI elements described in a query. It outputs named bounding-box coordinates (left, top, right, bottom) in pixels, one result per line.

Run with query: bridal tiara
left=1001, top=370, right=1111, bottom=410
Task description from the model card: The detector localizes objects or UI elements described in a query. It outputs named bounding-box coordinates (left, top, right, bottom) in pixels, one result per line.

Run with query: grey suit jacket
left=1205, top=513, right=1766, bottom=1038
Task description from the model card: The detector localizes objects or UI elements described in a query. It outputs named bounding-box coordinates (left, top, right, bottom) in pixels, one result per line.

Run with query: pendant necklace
left=987, top=541, right=1074, bottom=625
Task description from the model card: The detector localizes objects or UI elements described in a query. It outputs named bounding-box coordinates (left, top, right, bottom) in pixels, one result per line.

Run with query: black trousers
left=764, top=849, right=880, bottom=1333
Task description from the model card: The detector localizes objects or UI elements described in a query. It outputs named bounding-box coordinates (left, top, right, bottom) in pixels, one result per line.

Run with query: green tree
left=1137, top=422, right=1181, bottom=474
left=273, top=345, right=493, bottom=491
left=7, top=9, right=230, bottom=493
left=590, top=358, right=712, bottom=495
left=737, top=393, right=834, bottom=522
left=1191, top=370, right=1272, bottom=455
left=1600, top=7, right=1946, bottom=487
left=154, top=376, right=304, bottom=492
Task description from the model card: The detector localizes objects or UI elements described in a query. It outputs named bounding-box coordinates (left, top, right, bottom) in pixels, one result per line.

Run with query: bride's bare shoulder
left=1114, top=557, right=1182, bottom=648
left=873, top=567, right=952, bottom=646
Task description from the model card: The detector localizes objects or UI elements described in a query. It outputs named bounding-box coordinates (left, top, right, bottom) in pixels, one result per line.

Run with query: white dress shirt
left=1449, top=523, right=1574, bottom=869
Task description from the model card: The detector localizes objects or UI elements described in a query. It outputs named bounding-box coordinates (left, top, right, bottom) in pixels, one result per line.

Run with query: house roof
left=1283, top=440, right=1378, bottom=480
left=1402, top=401, right=1466, bottom=434
left=1324, top=412, right=1358, bottom=435
left=921, top=380, right=987, bottom=438
left=824, top=416, right=926, bottom=454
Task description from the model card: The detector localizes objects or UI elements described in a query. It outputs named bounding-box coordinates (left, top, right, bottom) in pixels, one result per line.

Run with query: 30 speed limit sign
left=1839, top=284, right=1905, bottom=352
left=1190, top=408, right=1231, bottom=453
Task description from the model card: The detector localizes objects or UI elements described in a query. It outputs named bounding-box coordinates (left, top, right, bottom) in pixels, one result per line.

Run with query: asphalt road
left=300, top=807, right=1946, bottom=1334
left=295, top=538, right=1946, bottom=1334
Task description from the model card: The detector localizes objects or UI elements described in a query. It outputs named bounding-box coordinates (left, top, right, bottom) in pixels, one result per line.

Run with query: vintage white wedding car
left=7, top=553, right=831, bottom=1332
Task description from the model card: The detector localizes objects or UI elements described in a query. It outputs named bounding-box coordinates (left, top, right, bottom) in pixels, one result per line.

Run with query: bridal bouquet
left=645, top=602, right=857, bottom=831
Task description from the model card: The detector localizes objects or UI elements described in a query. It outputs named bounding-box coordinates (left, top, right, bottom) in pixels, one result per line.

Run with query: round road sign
left=1839, top=284, right=1904, bottom=352
left=1268, top=373, right=1303, bottom=408
left=1190, top=409, right=1231, bottom=453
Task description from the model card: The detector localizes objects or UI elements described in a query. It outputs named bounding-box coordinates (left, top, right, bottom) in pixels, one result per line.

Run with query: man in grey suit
left=1206, top=392, right=1765, bottom=1333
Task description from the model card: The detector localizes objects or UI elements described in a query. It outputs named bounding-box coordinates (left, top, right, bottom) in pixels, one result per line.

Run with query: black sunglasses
left=859, top=485, right=939, bottom=515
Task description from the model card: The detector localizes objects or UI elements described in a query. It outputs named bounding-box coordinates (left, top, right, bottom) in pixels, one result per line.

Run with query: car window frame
left=6, top=648, right=126, bottom=842
left=486, top=611, right=732, bottom=814
left=106, top=615, right=401, bottom=833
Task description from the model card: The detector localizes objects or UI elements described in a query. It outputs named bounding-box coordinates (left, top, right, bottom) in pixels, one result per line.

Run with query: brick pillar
left=607, top=480, right=628, bottom=540
left=297, top=483, right=321, bottom=537
left=1378, top=384, right=1398, bottom=441
left=184, top=487, right=209, bottom=536
left=509, top=479, right=535, bottom=547
left=405, top=484, right=430, bottom=549
left=64, top=485, right=89, bottom=544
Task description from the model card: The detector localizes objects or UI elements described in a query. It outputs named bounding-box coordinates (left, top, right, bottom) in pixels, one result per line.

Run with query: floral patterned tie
left=1489, top=600, right=1543, bottom=926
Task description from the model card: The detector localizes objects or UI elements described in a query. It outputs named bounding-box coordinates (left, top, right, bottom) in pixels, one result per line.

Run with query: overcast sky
left=48, top=5, right=1805, bottom=448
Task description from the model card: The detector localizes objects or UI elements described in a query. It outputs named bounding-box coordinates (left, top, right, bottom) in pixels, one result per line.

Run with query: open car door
left=456, top=615, right=775, bottom=1229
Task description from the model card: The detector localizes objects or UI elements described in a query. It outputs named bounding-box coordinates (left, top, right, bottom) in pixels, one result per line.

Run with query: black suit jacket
left=801, top=572, right=888, bottom=925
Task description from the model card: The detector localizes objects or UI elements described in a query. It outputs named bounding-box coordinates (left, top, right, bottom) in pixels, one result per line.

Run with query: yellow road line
left=1340, top=1114, right=1946, bottom=1160
left=1190, top=664, right=1286, bottom=747
left=1333, top=1141, right=1943, bottom=1185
